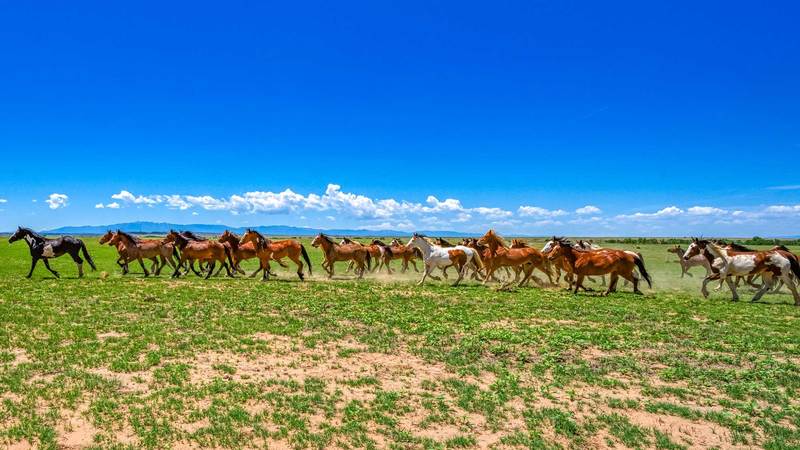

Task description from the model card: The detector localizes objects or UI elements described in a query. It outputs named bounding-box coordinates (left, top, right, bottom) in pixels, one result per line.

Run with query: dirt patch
left=88, top=367, right=152, bottom=393
left=625, top=410, right=737, bottom=449
left=56, top=406, right=98, bottom=449
left=96, top=331, right=128, bottom=340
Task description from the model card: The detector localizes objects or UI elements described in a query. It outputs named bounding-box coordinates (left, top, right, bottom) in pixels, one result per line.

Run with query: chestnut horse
left=388, top=238, right=422, bottom=273
left=311, top=233, right=371, bottom=279
left=100, top=230, right=160, bottom=275
left=239, top=229, right=312, bottom=281
left=340, top=238, right=386, bottom=273
left=107, top=230, right=178, bottom=276
left=165, top=230, right=236, bottom=279
left=547, top=238, right=651, bottom=295
left=218, top=230, right=289, bottom=277
left=368, top=239, right=395, bottom=273
left=477, top=230, right=553, bottom=287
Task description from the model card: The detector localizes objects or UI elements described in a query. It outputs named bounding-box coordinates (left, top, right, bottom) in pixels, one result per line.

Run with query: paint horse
left=405, top=233, right=482, bottom=286
left=311, top=233, right=371, bottom=279
left=683, top=239, right=800, bottom=304
left=8, top=227, right=96, bottom=278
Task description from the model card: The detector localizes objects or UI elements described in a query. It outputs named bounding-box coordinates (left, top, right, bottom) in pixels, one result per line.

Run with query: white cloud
left=687, top=206, right=727, bottom=216
left=575, top=205, right=601, bottom=215
left=111, top=190, right=161, bottom=206
left=765, top=205, right=800, bottom=214
left=45, top=193, right=69, bottom=210
left=95, top=202, right=120, bottom=209
left=518, top=206, right=568, bottom=218
left=0, top=198, right=6, bottom=204
left=326, top=215, right=336, bottom=221
left=616, top=206, right=683, bottom=220
left=94, top=203, right=104, bottom=209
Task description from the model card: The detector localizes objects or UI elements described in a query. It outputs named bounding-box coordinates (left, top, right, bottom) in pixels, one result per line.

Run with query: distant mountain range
left=41, top=221, right=474, bottom=238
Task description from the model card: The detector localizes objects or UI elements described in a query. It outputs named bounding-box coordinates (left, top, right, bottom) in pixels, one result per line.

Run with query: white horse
left=685, top=240, right=800, bottom=304
left=406, top=234, right=482, bottom=286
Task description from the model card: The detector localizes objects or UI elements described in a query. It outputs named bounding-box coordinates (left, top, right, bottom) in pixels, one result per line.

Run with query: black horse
left=8, top=227, right=96, bottom=278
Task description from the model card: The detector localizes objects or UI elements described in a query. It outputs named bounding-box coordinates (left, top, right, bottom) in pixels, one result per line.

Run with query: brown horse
left=107, top=230, right=178, bottom=276
left=387, top=238, right=422, bottom=272
left=239, top=229, right=312, bottom=281
left=165, top=230, right=236, bottom=279
left=340, top=238, right=386, bottom=273
left=369, top=239, right=395, bottom=273
left=548, top=238, right=651, bottom=295
left=99, top=230, right=159, bottom=275
left=477, top=230, right=553, bottom=287
left=311, top=233, right=371, bottom=279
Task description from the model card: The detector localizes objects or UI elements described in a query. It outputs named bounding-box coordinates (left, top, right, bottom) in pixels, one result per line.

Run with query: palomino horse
left=683, top=239, right=800, bottom=304
left=406, top=233, right=482, bottom=286
left=477, top=230, right=552, bottom=287
left=311, top=233, right=371, bottom=279
left=165, top=230, right=236, bottom=279
left=667, top=244, right=712, bottom=278
left=107, top=230, right=178, bottom=276
left=8, top=227, right=96, bottom=278
left=547, top=238, right=651, bottom=295
left=240, top=229, right=312, bottom=281
left=386, top=239, right=422, bottom=273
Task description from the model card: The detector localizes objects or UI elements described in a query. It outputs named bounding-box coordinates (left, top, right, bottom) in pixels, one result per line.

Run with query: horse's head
left=406, top=233, right=427, bottom=249
left=390, top=238, right=402, bottom=246
left=99, top=230, right=115, bottom=245
left=164, top=230, right=180, bottom=243
left=546, top=238, right=571, bottom=261
left=477, top=229, right=503, bottom=248
left=311, top=233, right=326, bottom=248
left=8, top=226, right=25, bottom=244
left=683, top=238, right=707, bottom=260
left=667, top=244, right=680, bottom=254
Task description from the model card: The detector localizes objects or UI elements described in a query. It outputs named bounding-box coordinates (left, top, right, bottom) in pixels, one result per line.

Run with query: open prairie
left=2, top=237, right=800, bottom=449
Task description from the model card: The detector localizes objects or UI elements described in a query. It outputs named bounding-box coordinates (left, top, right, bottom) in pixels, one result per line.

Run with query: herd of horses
left=6, top=226, right=800, bottom=305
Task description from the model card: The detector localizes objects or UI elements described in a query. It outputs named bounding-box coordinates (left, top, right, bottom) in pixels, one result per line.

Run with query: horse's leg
left=751, top=273, right=773, bottom=302
left=573, top=275, right=585, bottom=294
left=171, top=256, right=185, bottom=278
left=288, top=255, right=304, bottom=281
left=453, top=262, right=467, bottom=287
left=518, top=264, right=535, bottom=287
left=204, top=261, right=216, bottom=279
left=26, top=257, right=40, bottom=278
left=327, top=259, right=335, bottom=278
left=136, top=257, right=149, bottom=277
left=189, top=260, right=204, bottom=277
left=726, top=276, right=739, bottom=301
left=701, top=273, right=718, bottom=298
left=410, top=259, right=420, bottom=273
left=41, top=258, right=61, bottom=278
left=344, top=260, right=354, bottom=273
left=418, top=264, right=433, bottom=286
left=781, top=275, right=800, bottom=305
left=604, top=273, right=619, bottom=295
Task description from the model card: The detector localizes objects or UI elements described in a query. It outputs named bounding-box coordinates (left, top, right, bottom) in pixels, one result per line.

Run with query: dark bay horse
left=165, top=230, right=236, bottom=279
left=8, top=227, right=96, bottom=278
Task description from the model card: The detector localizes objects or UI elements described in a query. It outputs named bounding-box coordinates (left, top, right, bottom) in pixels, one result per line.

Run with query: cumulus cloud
left=45, top=193, right=69, bottom=210
left=517, top=206, right=568, bottom=218
left=764, top=205, right=800, bottom=214
left=616, top=206, right=683, bottom=220
left=575, top=205, right=601, bottom=215
left=687, top=206, right=727, bottom=216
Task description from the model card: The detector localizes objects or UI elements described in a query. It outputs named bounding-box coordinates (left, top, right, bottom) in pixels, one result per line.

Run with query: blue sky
left=1, top=1, right=798, bottom=236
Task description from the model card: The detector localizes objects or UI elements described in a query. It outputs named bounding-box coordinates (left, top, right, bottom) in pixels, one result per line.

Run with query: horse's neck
left=413, top=241, right=433, bottom=259
left=23, top=234, right=40, bottom=248
left=706, top=245, right=729, bottom=263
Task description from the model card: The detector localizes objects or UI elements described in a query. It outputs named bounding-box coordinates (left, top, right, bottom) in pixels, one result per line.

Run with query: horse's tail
left=300, top=244, right=312, bottom=276
left=633, top=253, right=652, bottom=288
left=788, top=253, right=800, bottom=280
left=365, top=250, right=372, bottom=271
left=383, top=246, right=393, bottom=259
left=79, top=239, right=97, bottom=271
left=471, top=248, right=484, bottom=269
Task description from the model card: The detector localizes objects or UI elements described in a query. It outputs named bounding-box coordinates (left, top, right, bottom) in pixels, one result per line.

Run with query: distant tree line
left=600, top=237, right=798, bottom=246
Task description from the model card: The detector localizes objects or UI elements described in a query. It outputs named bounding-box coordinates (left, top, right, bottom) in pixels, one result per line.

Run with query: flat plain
left=1, top=237, right=800, bottom=449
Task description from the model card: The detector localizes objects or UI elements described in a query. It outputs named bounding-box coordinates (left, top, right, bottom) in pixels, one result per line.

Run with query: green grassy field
left=2, top=236, right=800, bottom=449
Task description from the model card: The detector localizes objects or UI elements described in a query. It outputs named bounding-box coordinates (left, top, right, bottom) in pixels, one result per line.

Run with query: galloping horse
left=240, top=229, right=312, bottom=281
left=311, top=233, right=371, bottom=279
left=107, top=230, right=178, bottom=276
left=218, top=230, right=270, bottom=276
left=406, top=233, right=482, bottom=286
left=8, top=227, right=96, bottom=278
left=547, top=238, right=651, bottom=295
left=165, top=230, right=236, bottom=279
left=667, top=244, right=712, bottom=278
left=99, top=230, right=164, bottom=275
left=477, top=230, right=552, bottom=287
left=369, top=239, right=394, bottom=273
left=339, top=238, right=386, bottom=273
left=683, top=239, right=800, bottom=304
left=387, top=238, right=422, bottom=272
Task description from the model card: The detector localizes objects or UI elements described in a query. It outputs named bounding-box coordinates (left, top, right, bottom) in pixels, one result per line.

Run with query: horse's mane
left=727, top=242, right=753, bottom=252
left=116, top=230, right=141, bottom=243
left=18, top=227, right=46, bottom=240
left=341, top=237, right=357, bottom=244
left=485, top=230, right=507, bottom=248
left=371, top=239, right=388, bottom=246
left=181, top=230, right=207, bottom=241
left=774, top=245, right=791, bottom=251
left=222, top=230, right=240, bottom=240
left=317, top=233, right=335, bottom=245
